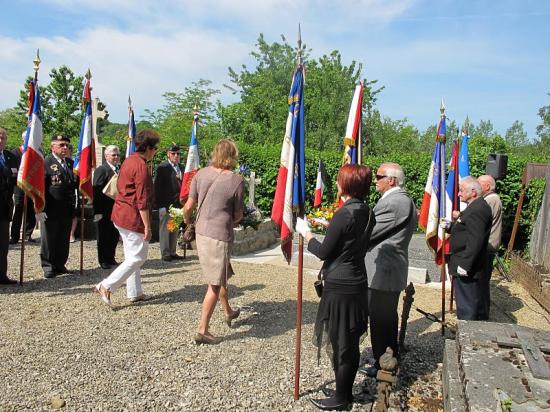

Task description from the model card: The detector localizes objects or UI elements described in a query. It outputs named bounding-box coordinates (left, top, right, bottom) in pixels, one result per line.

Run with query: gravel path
left=1, top=240, right=549, bottom=411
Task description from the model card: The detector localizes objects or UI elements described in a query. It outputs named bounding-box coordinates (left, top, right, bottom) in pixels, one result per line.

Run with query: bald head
left=478, top=174, right=496, bottom=195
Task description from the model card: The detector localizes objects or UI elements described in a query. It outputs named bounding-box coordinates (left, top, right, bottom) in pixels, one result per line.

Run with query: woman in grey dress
left=183, top=139, right=244, bottom=344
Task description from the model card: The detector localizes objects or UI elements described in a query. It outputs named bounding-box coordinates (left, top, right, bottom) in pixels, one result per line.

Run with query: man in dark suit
left=447, top=176, right=492, bottom=320
left=93, top=145, right=120, bottom=269
left=10, top=131, right=36, bottom=244
left=39, top=135, right=77, bottom=278
left=154, top=144, right=183, bottom=262
left=361, top=162, right=417, bottom=377
left=0, top=128, right=19, bottom=285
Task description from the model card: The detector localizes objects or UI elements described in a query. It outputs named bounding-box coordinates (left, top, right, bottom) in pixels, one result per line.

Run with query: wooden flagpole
left=294, top=234, right=304, bottom=400
left=19, top=196, right=28, bottom=285
left=79, top=193, right=84, bottom=276
left=19, top=50, right=42, bottom=286
left=293, top=24, right=304, bottom=401
left=439, top=100, right=446, bottom=335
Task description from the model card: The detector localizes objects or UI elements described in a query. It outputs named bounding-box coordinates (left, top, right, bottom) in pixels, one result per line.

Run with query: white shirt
left=381, top=186, right=400, bottom=199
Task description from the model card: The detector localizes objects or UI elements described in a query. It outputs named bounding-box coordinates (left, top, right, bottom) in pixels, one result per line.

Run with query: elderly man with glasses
left=93, top=145, right=121, bottom=269
left=40, top=135, right=78, bottom=278
left=360, top=162, right=417, bottom=378
left=154, top=144, right=184, bottom=262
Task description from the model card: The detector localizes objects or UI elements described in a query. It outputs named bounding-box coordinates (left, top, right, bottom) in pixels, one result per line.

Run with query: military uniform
left=0, top=149, right=19, bottom=284
left=40, top=139, right=77, bottom=277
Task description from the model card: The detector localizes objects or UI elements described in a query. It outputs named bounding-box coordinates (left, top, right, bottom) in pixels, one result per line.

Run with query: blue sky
left=1, top=0, right=549, bottom=139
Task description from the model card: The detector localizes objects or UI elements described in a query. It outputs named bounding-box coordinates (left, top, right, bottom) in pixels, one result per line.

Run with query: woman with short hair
left=296, top=164, right=375, bottom=410
left=184, top=139, right=244, bottom=344
left=94, top=130, right=159, bottom=305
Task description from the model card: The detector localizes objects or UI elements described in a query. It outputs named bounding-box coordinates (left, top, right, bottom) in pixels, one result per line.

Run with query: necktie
left=0, top=152, right=5, bottom=168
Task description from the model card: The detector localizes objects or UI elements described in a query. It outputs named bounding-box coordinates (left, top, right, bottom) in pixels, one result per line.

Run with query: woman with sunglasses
left=95, top=130, right=159, bottom=306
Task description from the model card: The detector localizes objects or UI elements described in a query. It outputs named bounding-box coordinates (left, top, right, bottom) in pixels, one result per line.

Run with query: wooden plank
left=516, top=330, right=550, bottom=380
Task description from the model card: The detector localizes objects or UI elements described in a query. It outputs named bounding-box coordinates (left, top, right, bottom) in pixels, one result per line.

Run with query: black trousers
left=40, top=217, right=72, bottom=274
left=479, top=252, right=495, bottom=320
left=454, top=274, right=489, bottom=320
left=368, top=288, right=401, bottom=366
left=10, top=196, right=36, bottom=242
left=0, top=220, right=9, bottom=280
left=96, top=217, right=119, bottom=264
left=331, top=329, right=362, bottom=403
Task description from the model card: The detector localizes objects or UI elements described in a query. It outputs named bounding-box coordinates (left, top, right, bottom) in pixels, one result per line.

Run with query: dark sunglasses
left=58, top=143, right=69, bottom=148
left=375, top=174, right=388, bottom=180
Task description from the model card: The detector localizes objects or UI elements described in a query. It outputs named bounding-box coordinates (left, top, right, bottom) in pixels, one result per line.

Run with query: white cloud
left=0, top=27, right=250, bottom=123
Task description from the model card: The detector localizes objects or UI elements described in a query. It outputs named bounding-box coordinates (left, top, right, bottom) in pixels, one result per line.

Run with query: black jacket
left=154, top=160, right=182, bottom=209
left=308, top=198, right=375, bottom=286
left=44, top=155, right=77, bottom=219
left=448, top=197, right=492, bottom=279
left=92, top=163, right=116, bottom=216
left=0, top=150, right=18, bottom=221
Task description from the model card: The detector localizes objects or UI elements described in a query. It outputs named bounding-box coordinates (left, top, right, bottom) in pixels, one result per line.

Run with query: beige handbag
left=102, top=174, right=119, bottom=200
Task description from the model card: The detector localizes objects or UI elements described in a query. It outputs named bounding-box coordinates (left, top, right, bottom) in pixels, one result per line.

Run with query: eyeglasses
left=58, top=143, right=69, bottom=148
left=375, top=174, right=388, bottom=180
left=109, top=153, right=120, bottom=157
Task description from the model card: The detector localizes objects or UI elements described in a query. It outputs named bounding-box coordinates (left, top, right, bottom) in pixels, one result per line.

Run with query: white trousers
left=100, top=224, right=149, bottom=299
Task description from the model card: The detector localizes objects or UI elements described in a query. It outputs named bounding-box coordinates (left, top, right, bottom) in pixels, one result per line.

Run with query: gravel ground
left=1, top=239, right=549, bottom=411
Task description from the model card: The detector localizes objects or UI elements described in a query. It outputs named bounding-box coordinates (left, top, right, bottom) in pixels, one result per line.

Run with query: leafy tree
left=535, top=93, right=550, bottom=154
left=471, top=119, right=498, bottom=140
left=505, top=120, right=528, bottom=148
left=144, top=79, right=221, bottom=149
left=0, top=108, right=27, bottom=148
left=222, top=34, right=382, bottom=150
left=18, top=65, right=84, bottom=139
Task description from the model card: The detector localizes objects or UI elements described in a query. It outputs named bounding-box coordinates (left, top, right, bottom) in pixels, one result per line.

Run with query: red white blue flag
left=271, top=64, right=306, bottom=263
left=418, top=103, right=447, bottom=264
left=17, top=79, right=45, bottom=212
left=180, top=109, right=200, bottom=202
left=343, top=82, right=363, bottom=165
left=126, top=97, right=136, bottom=158
left=313, top=160, right=327, bottom=208
left=74, top=75, right=95, bottom=201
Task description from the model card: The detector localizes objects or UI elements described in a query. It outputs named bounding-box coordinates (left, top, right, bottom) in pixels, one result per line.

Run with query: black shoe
left=162, top=256, right=173, bottom=262
left=100, top=263, right=112, bottom=270
left=321, top=388, right=354, bottom=403
left=59, top=267, right=75, bottom=275
left=26, top=237, right=37, bottom=243
left=108, top=260, right=119, bottom=266
left=310, top=397, right=350, bottom=411
left=44, top=272, right=56, bottom=279
left=9, top=239, right=18, bottom=245
left=170, top=254, right=184, bottom=260
left=0, top=277, right=18, bottom=285
left=358, top=366, right=378, bottom=378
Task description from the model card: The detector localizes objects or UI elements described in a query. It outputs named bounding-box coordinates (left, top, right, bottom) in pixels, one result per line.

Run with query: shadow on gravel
left=489, top=279, right=524, bottom=323
left=222, top=299, right=318, bottom=341
left=0, top=263, right=192, bottom=296
left=112, top=283, right=268, bottom=311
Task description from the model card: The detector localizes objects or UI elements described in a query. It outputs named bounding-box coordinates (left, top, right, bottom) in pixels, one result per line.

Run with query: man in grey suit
left=360, top=162, right=417, bottom=377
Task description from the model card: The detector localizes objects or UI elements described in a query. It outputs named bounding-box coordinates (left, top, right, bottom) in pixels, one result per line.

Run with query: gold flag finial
left=85, top=68, right=92, bottom=80
left=33, top=49, right=41, bottom=77
left=440, top=98, right=446, bottom=115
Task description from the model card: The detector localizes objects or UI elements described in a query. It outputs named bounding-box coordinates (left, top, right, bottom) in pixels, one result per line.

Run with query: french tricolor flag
left=126, top=97, right=136, bottom=158
left=418, top=105, right=447, bottom=265
left=313, top=160, right=327, bottom=208
left=17, top=80, right=45, bottom=212
left=342, top=82, right=363, bottom=165
left=271, top=64, right=306, bottom=263
left=74, top=75, right=95, bottom=201
left=180, top=110, right=200, bottom=202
